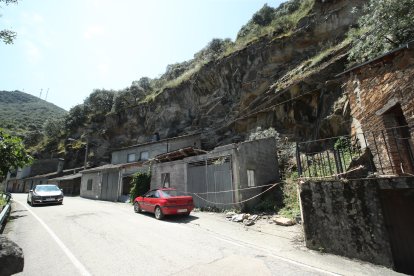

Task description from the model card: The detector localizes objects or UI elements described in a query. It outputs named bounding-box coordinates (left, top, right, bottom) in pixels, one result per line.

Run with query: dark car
left=134, top=188, right=194, bottom=220
left=27, top=184, right=64, bottom=206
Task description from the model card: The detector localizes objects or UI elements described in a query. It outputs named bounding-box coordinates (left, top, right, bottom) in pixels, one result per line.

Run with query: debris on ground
left=272, top=216, right=296, bottom=226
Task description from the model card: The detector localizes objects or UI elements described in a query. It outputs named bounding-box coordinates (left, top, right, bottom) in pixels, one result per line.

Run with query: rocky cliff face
left=85, top=0, right=363, bottom=164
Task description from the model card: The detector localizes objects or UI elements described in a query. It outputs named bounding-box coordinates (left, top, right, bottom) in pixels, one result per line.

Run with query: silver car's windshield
left=35, top=185, right=60, bottom=192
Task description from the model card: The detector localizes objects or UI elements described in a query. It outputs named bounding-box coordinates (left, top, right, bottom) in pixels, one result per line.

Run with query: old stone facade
left=299, top=178, right=414, bottom=273
left=345, top=43, right=414, bottom=175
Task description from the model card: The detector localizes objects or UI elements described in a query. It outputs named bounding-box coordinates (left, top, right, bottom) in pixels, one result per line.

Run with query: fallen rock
left=243, top=219, right=255, bottom=226
left=225, top=211, right=236, bottom=218
left=231, top=214, right=245, bottom=222
left=273, top=217, right=296, bottom=226
left=0, top=235, right=24, bottom=275
left=248, top=214, right=258, bottom=221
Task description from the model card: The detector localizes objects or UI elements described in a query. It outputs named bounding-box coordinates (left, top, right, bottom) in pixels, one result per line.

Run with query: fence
left=296, top=125, right=414, bottom=179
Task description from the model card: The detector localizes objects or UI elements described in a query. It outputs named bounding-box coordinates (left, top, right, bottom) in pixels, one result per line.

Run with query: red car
left=133, top=188, right=194, bottom=220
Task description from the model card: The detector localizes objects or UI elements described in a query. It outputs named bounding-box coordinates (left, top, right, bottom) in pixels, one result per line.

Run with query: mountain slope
left=0, top=90, right=67, bottom=135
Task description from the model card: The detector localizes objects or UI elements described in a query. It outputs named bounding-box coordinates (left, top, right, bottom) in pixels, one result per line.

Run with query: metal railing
left=0, top=192, right=12, bottom=231
left=296, top=125, right=414, bottom=179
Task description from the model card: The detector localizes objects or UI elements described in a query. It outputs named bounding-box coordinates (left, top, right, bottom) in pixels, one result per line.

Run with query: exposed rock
left=67, top=0, right=364, bottom=165
left=273, top=217, right=296, bottom=226
left=344, top=147, right=376, bottom=179
left=248, top=214, right=259, bottom=221
left=0, top=235, right=24, bottom=275
left=231, top=214, right=245, bottom=222
left=225, top=211, right=236, bottom=218
left=243, top=219, right=255, bottom=226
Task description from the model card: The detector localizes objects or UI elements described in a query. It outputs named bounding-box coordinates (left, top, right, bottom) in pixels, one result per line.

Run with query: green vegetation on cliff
left=348, top=0, right=414, bottom=62
left=0, top=91, right=67, bottom=137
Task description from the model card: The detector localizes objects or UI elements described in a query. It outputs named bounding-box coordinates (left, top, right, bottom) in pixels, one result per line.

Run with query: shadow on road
left=29, top=203, right=63, bottom=208
left=136, top=212, right=199, bottom=223
left=8, top=209, right=28, bottom=220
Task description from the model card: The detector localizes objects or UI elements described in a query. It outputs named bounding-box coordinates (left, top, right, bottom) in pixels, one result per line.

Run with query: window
left=87, top=179, right=93, bottom=191
left=140, top=151, right=149, bottom=161
left=127, top=153, right=136, bottom=163
left=161, top=173, right=170, bottom=188
left=247, top=170, right=255, bottom=187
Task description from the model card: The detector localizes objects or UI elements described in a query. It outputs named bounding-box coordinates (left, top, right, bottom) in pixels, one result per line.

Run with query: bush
left=277, top=175, right=300, bottom=219
left=129, top=172, right=151, bottom=203
left=348, top=0, right=414, bottom=63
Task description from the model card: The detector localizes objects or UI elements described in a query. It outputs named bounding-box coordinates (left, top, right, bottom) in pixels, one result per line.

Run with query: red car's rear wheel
left=154, top=206, right=164, bottom=220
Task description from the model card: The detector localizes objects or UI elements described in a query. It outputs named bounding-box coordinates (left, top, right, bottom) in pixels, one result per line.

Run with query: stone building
left=298, top=42, right=414, bottom=275
left=343, top=41, right=414, bottom=175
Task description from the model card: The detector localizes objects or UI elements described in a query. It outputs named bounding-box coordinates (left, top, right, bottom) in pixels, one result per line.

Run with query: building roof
left=153, top=147, right=207, bottom=163
left=80, top=161, right=146, bottom=173
left=81, top=163, right=123, bottom=173
left=337, top=40, right=414, bottom=77
left=111, top=133, right=200, bottom=152
left=49, top=173, right=82, bottom=181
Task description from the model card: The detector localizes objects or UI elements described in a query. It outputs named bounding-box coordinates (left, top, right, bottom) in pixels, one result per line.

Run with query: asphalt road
left=4, top=193, right=401, bottom=276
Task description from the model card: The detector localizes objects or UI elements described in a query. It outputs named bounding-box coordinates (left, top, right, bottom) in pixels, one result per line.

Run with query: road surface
left=4, top=193, right=401, bottom=276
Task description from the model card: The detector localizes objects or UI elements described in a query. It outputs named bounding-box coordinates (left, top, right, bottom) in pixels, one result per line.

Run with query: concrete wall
left=111, top=135, right=201, bottom=164
left=151, top=160, right=187, bottom=192
left=298, top=178, right=414, bottom=267
left=80, top=171, right=102, bottom=200
left=235, top=137, right=279, bottom=208
left=28, top=159, right=63, bottom=177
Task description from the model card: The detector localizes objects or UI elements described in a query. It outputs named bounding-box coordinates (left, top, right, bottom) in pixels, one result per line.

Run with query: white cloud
left=84, top=25, right=105, bottom=40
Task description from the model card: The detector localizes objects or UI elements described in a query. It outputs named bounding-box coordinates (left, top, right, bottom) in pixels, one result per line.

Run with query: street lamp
left=67, top=137, right=89, bottom=170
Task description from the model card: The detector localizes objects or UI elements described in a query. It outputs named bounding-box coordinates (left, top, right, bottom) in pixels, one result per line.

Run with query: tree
left=43, top=117, right=65, bottom=138
left=0, top=128, right=33, bottom=181
left=348, top=0, right=414, bottom=62
left=129, top=172, right=151, bottom=203
left=64, top=104, right=87, bottom=131
left=252, top=4, right=275, bottom=26
left=0, top=0, right=18, bottom=44
left=84, top=89, right=115, bottom=115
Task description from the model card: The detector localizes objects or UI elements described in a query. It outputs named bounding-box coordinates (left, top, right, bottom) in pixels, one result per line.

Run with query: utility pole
left=39, top=88, right=43, bottom=99
left=45, top=88, right=49, bottom=101
left=84, top=139, right=89, bottom=170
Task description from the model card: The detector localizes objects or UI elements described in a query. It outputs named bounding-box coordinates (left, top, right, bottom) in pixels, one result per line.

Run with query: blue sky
left=0, top=0, right=282, bottom=111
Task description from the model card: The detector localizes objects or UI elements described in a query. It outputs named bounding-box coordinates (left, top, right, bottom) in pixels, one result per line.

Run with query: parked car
left=27, top=184, right=64, bottom=206
left=134, top=188, right=194, bottom=220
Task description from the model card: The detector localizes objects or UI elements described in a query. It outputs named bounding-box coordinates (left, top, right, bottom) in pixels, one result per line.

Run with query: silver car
left=27, top=184, right=64, bottom=206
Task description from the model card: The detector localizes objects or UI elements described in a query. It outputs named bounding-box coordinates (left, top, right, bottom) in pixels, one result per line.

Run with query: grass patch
left=274, top=39, right=350, bottom=91
left=277, top=172, right=300, bottom=219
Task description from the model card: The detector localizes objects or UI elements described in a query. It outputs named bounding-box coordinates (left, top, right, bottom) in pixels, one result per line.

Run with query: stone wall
left=299, top=177, right=414, bottom=267
left=345, top=47, right=414, bottom=174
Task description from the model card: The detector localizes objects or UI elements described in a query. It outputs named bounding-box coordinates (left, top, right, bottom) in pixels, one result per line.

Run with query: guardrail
left=0, top=192, right=12, bottom=232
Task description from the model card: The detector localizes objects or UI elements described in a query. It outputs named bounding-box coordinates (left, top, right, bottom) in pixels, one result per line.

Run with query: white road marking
left=215, top=236, right=341, bottom=276
left=186, top=223, right=341, bottom=276
left=213, top=236, right=246, bottom=248
left=15, top=199, right=92, bottom=276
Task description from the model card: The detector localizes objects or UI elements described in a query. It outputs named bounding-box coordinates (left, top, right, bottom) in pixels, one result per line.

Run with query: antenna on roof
left=45, top=88, right=49, bottom=101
